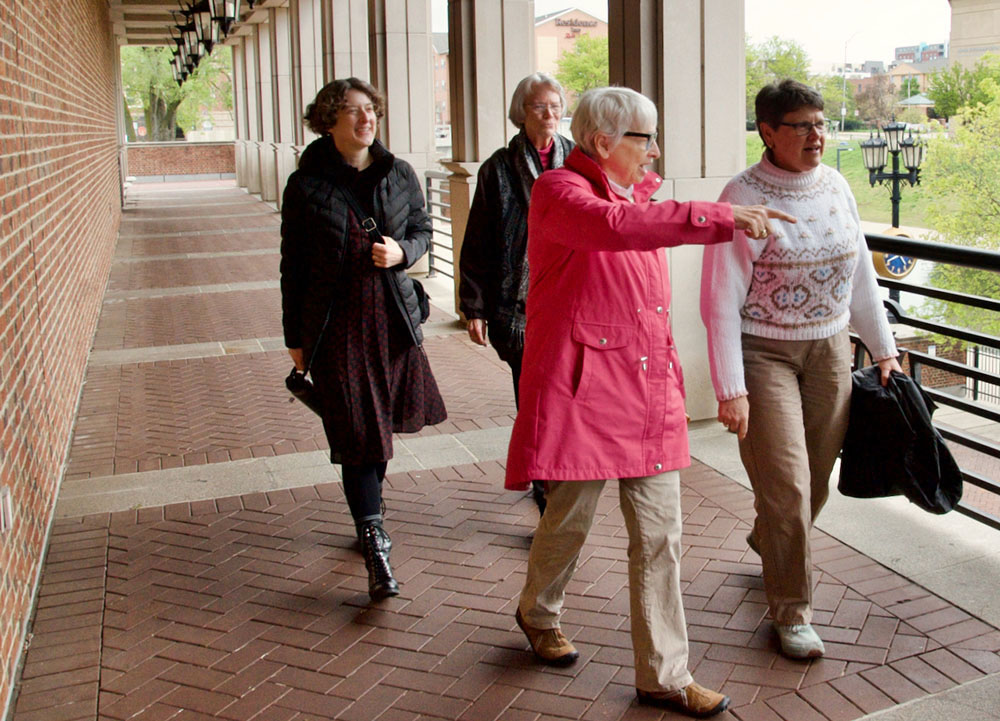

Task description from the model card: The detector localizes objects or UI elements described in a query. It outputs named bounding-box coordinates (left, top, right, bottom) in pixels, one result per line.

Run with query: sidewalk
left=9, top=180, right=1000, bottom=721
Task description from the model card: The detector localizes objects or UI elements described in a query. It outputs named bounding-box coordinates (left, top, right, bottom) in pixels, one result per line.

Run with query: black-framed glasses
left=623, top=130, right=658, bottom=149
left=779, top=121, right=827, bottom=136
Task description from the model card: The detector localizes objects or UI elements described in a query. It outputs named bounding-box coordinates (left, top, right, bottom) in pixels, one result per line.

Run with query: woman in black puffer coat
left=280, top=78, right=446, bottom=601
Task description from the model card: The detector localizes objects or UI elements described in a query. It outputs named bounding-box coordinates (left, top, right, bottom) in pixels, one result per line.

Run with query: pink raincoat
left=504, top=147, right=735, bottom=490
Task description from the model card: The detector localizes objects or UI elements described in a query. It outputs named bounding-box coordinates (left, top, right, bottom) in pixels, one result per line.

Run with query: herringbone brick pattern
left=118, top=213, right=280, bottom=237
left=92, top=289, right=284, bottom=349
left=15, top=462, right=1000, bottom=721
left=107, top=254, right=281, bottom=292
left=65, top=335, right=516, bottom=478
left=123, top=230, right=281, bottom=257
left=125, top=203, right=276, bottom=219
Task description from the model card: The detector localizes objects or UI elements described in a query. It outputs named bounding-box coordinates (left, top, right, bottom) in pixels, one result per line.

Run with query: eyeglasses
left=623, top=130, right=658, bottom=150
left=779, top=121, right=827, bottom=136
left=526, top=103, right=562, bottom=116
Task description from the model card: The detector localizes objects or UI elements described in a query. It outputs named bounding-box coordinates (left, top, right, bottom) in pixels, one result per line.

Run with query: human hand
left=718, top=395, right=749, bottom=440
left=288, top=347, right=306, bottom=371
left=731, top=205, right=797, bottom=240
left=467, top=318, right=488, bottom=346
left=373, top=236, right=405, bottom=268
left=877, top=356, right=903, bottom=386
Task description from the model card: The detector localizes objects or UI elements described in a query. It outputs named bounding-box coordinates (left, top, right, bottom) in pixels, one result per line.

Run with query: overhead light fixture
left=190, top=0, right=220, bottom=55
left=208, top=0, right=242, bottom=37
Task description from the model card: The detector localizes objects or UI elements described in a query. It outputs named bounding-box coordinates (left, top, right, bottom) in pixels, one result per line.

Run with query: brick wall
left=0, top=0, right=121, bottom=716
left=127, top=141, right=236, bottom=176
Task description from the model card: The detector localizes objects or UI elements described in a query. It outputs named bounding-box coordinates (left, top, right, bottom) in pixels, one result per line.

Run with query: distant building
left=431, top=8, right=609, bottom=125
left=895, top=42, right=947, bottom=63
left=897, top=92, right=935, bottom=118
left=829, top=61, right=868, bottom=78
left=535, top=7, right=608, bottom=91
left=888, top=58, right=949, bottom=94
left=432, top=32, right=450, bottom=126
left=861, top=60, right=886, bottom=75
left=949, top=0, right=1000, bottom=68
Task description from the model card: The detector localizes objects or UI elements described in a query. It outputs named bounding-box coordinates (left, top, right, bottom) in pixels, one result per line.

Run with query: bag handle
left=337, top=185, right=383, bottom=244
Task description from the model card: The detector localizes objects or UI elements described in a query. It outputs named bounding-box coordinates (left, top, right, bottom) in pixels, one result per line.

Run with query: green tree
left=855, top=74, right=896, bottom=126
left=555, top=34, right=609, bottom=105
left=120, top=45, right=233, bottom=141
left=811, top=73, right=856, bottom=127
left=898, top=76, right=920, bottom=99
left=745, top=35, right=810, bottom=121
left=919, top=79, right=1000, bottom=334
left=927, top=63, right=977, bottom=120
left=927, top=54, right=1000, bottom=120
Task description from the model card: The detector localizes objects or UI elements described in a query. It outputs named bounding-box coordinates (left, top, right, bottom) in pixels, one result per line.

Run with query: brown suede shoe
left=636, top=681, right=731, bottom=718
left=515, top=608, right=579, bottom=666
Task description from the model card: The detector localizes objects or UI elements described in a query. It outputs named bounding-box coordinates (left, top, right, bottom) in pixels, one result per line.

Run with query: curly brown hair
left=303, top=78, right=385, bottom=135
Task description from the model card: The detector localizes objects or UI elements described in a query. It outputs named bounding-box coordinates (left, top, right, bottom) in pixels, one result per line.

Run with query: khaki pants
left=739, top=330, right=852, bottom=625
left=518, top=471, right=693, bottom=693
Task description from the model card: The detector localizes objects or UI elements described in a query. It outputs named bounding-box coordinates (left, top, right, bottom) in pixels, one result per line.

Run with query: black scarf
left=492, top=130, right=572, bottom=356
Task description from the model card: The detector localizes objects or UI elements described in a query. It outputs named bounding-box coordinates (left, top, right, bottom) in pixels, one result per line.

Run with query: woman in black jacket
left=458, top=72, right=574, bottom=515
left=280, top=78, right=446, bottom=600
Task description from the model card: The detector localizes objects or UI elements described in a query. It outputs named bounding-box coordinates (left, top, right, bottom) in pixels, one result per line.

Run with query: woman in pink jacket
left=506, top=86, right=793, bottom=718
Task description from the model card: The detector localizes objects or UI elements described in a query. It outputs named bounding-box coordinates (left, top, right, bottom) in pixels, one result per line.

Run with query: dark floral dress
left=311, top=190, right=446, bottom=465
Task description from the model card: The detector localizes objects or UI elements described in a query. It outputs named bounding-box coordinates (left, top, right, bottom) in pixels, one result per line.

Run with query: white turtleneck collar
left=755, top=151, right=824, bottom=189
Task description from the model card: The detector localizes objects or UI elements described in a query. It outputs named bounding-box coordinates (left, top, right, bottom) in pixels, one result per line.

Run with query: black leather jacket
left=280, top=136, right=432, bottom=360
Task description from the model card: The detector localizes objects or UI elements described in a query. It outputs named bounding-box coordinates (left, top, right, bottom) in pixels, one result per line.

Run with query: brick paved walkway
left=10, top=180, right=1000, bottom=721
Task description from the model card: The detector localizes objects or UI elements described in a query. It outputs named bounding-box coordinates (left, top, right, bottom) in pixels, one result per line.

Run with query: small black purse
left=286, top=271, right=339, bottom=418
left=285, top=366, right=323, bottom=415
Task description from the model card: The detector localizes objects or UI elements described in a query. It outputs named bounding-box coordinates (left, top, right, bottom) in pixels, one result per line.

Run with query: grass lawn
left=744, top=133, right=937, bottom=229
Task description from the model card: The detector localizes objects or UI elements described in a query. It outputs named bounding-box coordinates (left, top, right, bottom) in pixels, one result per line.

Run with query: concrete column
left=272, top=7, right=297, bottom=207
left=368, top=0, right=434, bottom=176
left=232, top=42, right=248, bottom=187
left=608, top=0, right=746, bottom=420
left=444, top=0, right=535, bottom=313
left=256, top=16, right=278, bottom=203
left=244, top=32, right=262, bottom=195
left=324, top=0, right=369, bottom=80
left=368, top=0, right=436, bottom=273
left=296, top=0, right=325, bottom=147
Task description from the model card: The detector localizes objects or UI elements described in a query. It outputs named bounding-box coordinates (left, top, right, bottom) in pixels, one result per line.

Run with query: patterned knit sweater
left=700, top=153, right=897, bottom=401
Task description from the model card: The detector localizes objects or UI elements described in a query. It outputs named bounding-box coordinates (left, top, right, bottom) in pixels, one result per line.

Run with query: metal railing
left=424, top=170, right=454, bottom=278
left=855, top=232, right=1000, bottom=530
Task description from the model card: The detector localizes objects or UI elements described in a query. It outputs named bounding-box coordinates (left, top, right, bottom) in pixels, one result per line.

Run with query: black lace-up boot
left=360, top=521, right=399, bottom=600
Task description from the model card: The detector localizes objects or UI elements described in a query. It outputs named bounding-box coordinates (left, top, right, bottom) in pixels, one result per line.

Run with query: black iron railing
left=854, top=232, right=1000, bottom=530
left=424, top=170, right=454, bottom=279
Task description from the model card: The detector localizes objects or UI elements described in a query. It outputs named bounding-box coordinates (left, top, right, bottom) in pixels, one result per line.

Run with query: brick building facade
left=0, top=1, right=121, bottom=714
left=126, top=142, right=236, bottom=178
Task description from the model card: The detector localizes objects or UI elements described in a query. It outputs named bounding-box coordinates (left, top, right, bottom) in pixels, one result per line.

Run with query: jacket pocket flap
left=572, top=321, right=633, bottom=350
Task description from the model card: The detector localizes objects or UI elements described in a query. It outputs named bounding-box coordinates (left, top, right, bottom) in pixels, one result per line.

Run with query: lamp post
left=860, top=119, right=925, bottom=301
left=860, top=119, right=924, bottom=229
left=841, top=31, right=860, bottom=133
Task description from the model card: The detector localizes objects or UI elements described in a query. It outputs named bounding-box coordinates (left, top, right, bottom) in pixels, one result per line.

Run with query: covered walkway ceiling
left=108, top=0, right=275, bottom=45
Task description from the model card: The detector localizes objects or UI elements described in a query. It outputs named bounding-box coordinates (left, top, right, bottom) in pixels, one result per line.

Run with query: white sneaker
left=774, top=623, right=825, bottom=659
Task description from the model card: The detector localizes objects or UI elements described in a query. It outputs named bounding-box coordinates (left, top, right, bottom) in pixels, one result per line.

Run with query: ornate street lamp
left=860, top=118, right=924, bottom=230
left=861, top=119, right=925, bottom=295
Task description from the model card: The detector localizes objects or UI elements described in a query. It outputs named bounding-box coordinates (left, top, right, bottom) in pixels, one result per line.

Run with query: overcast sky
left=430, top=0, right=953, bottom=72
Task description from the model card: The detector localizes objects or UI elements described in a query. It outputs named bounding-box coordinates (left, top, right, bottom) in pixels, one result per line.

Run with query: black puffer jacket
left=280, top=136, right=432, bottom=361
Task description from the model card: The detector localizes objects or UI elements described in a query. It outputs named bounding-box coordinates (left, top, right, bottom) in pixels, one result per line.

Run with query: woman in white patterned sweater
left=700, top=80, right=902, bottom=660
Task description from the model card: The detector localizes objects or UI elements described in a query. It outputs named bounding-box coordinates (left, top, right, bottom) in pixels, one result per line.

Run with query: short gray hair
left=508, top=72, right=567, bottom=127
left=570, top=86, right=657, bottom=156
